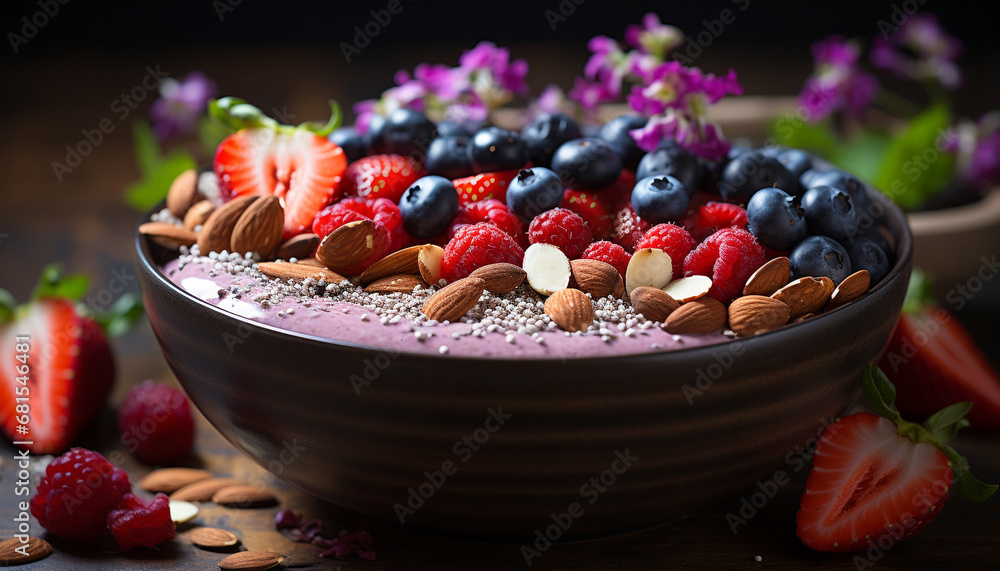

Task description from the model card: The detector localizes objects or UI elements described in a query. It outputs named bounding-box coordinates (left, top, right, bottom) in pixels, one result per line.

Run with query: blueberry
left=636, top=141, right=701, bottom=196
left=857, top=224, right=893, bottom=259
left=718, top=150, right=795, bottom=205
left=790, top=236, right=853, bottom=284
left=843, top=237, right=890, bottom=285
left=382, top=108, right=436, bottom=158
left=328, top=127, right=366, bottom=164
left=631, top=175, right=691, bottom=225
left=521, top=113, right=583, bottom=168
left=747, top=187, right=808, bottom=251
left=807, top=170, right=871, bottom=212
left=799, top=168, right=823, bottom=190
left=399, top=175, right=459, bottom=238
left=506, top=167, right=565, bottom=221
left=759, top=146, right=787, bottom=158
left=580, top=123, right=603, bottom=138
left=550, top=137, right=623, bottom=190
left=424, top=136, right=474, bottom=179
left=435, top=120, right=473, bottom=138
left=363, top=114, right=388, bottom=155
left=598, top=114, right=647, bottom=171
left=776, top=149, right=812, bottom=196
left=801, top=185, right=861, bottom=241
left=468, top=127, right=529, bottom=172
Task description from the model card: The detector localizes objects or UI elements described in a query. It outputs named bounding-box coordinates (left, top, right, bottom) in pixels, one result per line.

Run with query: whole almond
left=359, top=244, right=423, bottom=285
left=728, top=295, right=791, bottom=336
left=0, top=536, right=53, bottom=565
left=544, top=288, right=595, bottom=333
left=365, top=274, right=427, bottom=293
left=828, top=269, right=871, bottom=310
left=422, top=277, right=486, bottom=322
left=663, top=296, right=727, bottom=334
left=297, top=258, right=325, bottom=267
left=212, top=485, right=278, bottom=508
left=275, top=233, right=320, bottom=261
left=570, top=259, right=619, bottom=298
left=183, top=200, right=216, bottom=231
left=772, top=276, right=835, bottom=318
left=470, top=263, right=527, bottom=294
left=231, top=195, right=284, bottom=259
left=139, top=467, right=214, bottom=493
left=629, top=286, right=680, bottom=322
left=219, top=551, right=284, bottom=570
left=315, top=219, right=389, bottom=273
left=743, top=257, right=790, bottom=297
left=166, top=169, right=204, bottom=218
left=257, top=262, right=345, bottom=284
left=170, top=477, right=243, bottom=502
left=139, top=222, right=197, bottom=250
left=189, top=527, right=240, bottom=549
left=198, top=195, right=258, bottom=254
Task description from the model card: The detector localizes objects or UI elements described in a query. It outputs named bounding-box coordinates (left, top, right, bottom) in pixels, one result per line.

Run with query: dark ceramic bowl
left=135, top=186, right=912, bottom=539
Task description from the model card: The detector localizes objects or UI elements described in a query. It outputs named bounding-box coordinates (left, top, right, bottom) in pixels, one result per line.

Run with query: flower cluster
left=149, top=71, right=217, bottom=139
left=871, top=13, right=963, bottom=90
left=947, top=113, right=1000, bottom=191
left=354, top=41, right=528, bottom=132
left=798, top=36, right=879, bottom=122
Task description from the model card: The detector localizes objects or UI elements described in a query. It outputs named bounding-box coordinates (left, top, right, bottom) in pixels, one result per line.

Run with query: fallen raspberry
left=118, top=380, right=194, bottom=465
left=528, top=207, right=593, bottom=259
left=683, top=227, right=767, bottom=302
left=582, top=241, right=631, bottom=278
left=275, top=510, right=375, bottom=561
left=107, top=493, right=176, bottom=550
left=442, top=222, right=525, bottom=282
left=634, top=223, right=696, bottom=278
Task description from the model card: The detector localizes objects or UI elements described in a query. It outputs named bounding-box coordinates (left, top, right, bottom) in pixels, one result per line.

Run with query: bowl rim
left=136, top=185, right=913, bottom=364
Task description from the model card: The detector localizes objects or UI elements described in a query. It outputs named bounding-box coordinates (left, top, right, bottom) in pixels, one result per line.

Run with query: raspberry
left=30, top=448, right=132, bottom=542
left=683, top=200, right=748, bottom=241
left=449, top=199, right=524, bottom=245
left=561, top=189, right=614, bottom=239
left=683, top=227, right=767, bottom=303
left=442, top=222, right=525, bottom=282
left=609, top=202, right=650, bottom=253
left=341, top=154, right=424, bottom=203
left=107, top=493, right=176, bottom=550
left=118, top=380, right=194, bottom=465
left=582, top=241, right=631, bottom=277
left=313, top=197, right=410, bottom=252
left=634, top=223, right=696, bottom=278
left=528, top=208, right=593, bottom=259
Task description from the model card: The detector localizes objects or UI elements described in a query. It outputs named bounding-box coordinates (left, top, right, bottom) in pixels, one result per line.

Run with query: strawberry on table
left=341, top=154, right=425, bottom=203
left=453, top=170, right=520, bottom=205
left=212, top=97, right=348, bottom=239
left=796, top=365, right=996, bottom=553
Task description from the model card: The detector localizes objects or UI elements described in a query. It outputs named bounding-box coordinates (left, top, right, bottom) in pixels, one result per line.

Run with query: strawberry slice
left=212, top=97, right=348, bottom=239
left=341, top=154, right=425, bottom=203
left=796, top=365, right=996, bottom=552
left=453, top=170, right=519, bottom=205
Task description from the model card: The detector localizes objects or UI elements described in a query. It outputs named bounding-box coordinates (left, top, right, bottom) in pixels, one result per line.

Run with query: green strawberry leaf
left=198, top=115, right=234, bottom=156
left=93, top=293, right=145, bottom=338
left=126, top=150, right=198, bottom=211
left=902, top=269, right=935, bottom=314
left=31, top=263, right=90, bottom=301
left=209, top=97, right=279, bottom=131
left=299, top=99, right=342, bottom=137
left=861, top=364, right=900, bottom=421
left=923, top=401, right=973, bottom=444
left=0, top=287, right=16, bottom=323
left=873, top=103, right=955, bottom=210
left=940, top=447, right=998, bottom=502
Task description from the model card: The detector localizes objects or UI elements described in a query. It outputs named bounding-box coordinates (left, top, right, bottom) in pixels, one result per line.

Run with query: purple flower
left=871, top=13, right=962, bottom=89
left=949, top=113, right=1000, bottom=189
left=460, top=41, right=529, bottom=95
left=568, top=77, right=616, bottom=111
left=799, top=36, right=878, bottom=122
left=624, top=13, right=684, bottom=59
left=626, top=62, right=741, bottom=115
left=527, top=84, right=570, bottom=119
left=149, top=71, right=216, bottom=139
left=629, top=111, right=731, bottom=161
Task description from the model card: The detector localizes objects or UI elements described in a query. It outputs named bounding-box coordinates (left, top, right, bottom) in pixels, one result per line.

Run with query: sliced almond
left=212, top=485, right=278, bottom=508
left=544, top=288, right=595, bottom=333
left=169, top=500, right=200, bottom=524
left=570, top=259, right=620, bottom=298
left=663, top=296, right=727, bottom=335
left=743, top=257, right=791, bottom=297
left=315, top=219, right=389, bottom=273
left=365, top=274, right=427, bottom=293
left=523, top=243, right=571, bottom=296
left=139, top=467, right=214, bottom=493
left=166, top=169, right=204, bottom=218
left=422, top=277, right=486, bottom=322
left=275, top=233, right=320, bottom=261
left=219, top=551, right=284, bottom=570
left=418, top=244, right=445, bottom=285
left=198, top=195, right=258, bottom=254
left=231, top=195, right=284, bottom=259
left=359, top=244, right=423, bottom=285
left=139, top=222, right=197, bottom=250
left=629, top=286, right=680, bottom=322
left=625, top=248, right=673, bottom=295
left=0, top=536, right=53, bottom=565
left=170, top=477, right=243, bottom=502
left=793, top=312, right=815, bottom=323
left=189, top=527, right=240, bottom=549
left=771, top=276, right=835, bottom=318
left=183, top=200, right=216, bottom=231
left=828, top=270, right=871, bottom=310
left=470, top=263, right=527, bottom=295
left=728, top=295, right=791, bottom=336
left=257, top=261, right=345, bottom=284
left=661, top=275, right=712, bottom=303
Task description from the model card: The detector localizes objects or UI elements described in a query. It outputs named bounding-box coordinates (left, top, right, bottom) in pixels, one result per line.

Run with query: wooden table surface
left=2, top=42, right=1000, bottom=570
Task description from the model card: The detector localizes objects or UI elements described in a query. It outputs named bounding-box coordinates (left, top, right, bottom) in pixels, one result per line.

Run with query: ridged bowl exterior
left=136, top=189, right=912, bottom=538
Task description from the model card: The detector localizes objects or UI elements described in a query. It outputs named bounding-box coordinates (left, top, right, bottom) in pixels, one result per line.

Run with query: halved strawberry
left=796, top=365, right=996, bottom=553
left=341, top=154, right=425, bottom=203
left=453, top=170, right=519, bottom=205
left=561, top=189, right=614, bottom=240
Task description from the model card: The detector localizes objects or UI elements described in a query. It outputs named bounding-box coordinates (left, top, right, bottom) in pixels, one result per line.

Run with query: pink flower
left=798, top=36, right=878, bottom=122
left=568, top=77, right=616, bottom=111
left=624, top=13, right=684, bottom=59
left=871, top=13, right=962, bottom=89
left=149, top=71, right=216, bottom=139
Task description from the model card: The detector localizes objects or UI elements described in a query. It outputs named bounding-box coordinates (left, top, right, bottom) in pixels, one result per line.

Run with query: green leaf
left=861, top=364, right=899, bottom=419
left=125, top=150, right=198, bottom=211
left=132, top=120, right=162, bottom=173
left=924, top=401, right=973, bottom=444
left=31, top=263, right=90, bottom=301
left=902, top=269, right=935, bottom=313
left=874, top=104, right=955, bottom=210
left=198, top=115, right=234, bottom=156
left=829, top=130, right=892, bottom=183
left=94, top=293, right=145, bottom=337
left=769, top=118, right=839, bottom=158
left=209, top=97, right=277, bottom=131
left=0, top=287, right=16, bottom=323
left=300, top=99, right=342, bottom=137
left=941, top=448, right=998, bottom=502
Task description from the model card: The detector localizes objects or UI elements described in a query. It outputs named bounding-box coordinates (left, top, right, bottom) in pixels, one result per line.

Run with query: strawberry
left=341, top=154, right=425, bottom=203
left=0, top=265, right=140, bottom=454
left=878, top=271, right=1000, bottom=431
left=212, top=97, right=348, bottom=239
left=561, top=189, right=614, bottom=240
left=796, top=365, right=996, bottom=553
left=453, top=170, right=519, bottom=205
